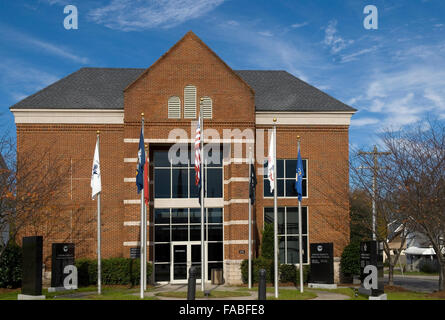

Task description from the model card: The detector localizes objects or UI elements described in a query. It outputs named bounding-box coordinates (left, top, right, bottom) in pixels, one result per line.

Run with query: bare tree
left=350, top=146, right=413, bottom=286
left=379, top=121, right=445, bottom=291
left=0, top=133, right=94, bottom=264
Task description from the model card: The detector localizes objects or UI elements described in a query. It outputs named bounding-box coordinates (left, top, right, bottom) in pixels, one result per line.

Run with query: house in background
left=385, top=221, right=442, bottom=273
left=404, top=231, right=443, bottom=273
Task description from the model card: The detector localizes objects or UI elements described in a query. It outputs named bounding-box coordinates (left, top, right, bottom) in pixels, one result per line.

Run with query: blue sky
left=1, top=0, right=444, bottom=150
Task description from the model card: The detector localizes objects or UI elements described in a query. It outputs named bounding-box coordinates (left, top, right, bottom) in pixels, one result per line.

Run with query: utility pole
left=358, top=145, right=391, bottom=241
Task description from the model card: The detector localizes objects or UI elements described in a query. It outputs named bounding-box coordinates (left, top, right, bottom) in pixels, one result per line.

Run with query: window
left=154, top=147, right=223, bottom=199
left=184, top=85, right=197, bottom=119
left=264, top=206, right=308, bottom=264
left=201, top=96, right=212, bottom=119
left=168, top=96, right=181, bottom=119
left=264, top=159, right=307, bottom=198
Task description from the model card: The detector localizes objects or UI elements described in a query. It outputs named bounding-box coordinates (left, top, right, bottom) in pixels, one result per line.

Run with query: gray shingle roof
left=10, top=68, right=356, bottom=112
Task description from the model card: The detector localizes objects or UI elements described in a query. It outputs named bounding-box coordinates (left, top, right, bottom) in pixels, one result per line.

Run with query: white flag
left=267, top=130, right=275, bottom=193
left=91, top=137, right=101, bottom=199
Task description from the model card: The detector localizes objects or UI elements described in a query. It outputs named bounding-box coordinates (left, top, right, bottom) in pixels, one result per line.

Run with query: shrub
left=298, top=264, right=311, bottom=284
left=279, top=264, right=296, bottom=284
left=241, top=257, right=274, bottom=284
left=419, top=260, right=439, bottom=274
left=74, top=258, right=152, bottom=287
left=260, top=223, right=274, bottom=259
left=340, top=241, right=361, bottom=278
left=0, top=242, right=22, bottom=288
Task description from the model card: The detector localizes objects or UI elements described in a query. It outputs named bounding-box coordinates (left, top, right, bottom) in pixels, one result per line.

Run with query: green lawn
left=308, top=287, right=367, bottom=300
left=385, top=270, right=439, bottom=276
left=0, top=286, right=158, bottom=300
left=155, top=290, right=251, bottom=299
left=266, top=288, right=317, bottom=300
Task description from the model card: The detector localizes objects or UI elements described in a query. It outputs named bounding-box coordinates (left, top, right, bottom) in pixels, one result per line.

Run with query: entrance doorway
left=171, top=242, right=206, bottom=283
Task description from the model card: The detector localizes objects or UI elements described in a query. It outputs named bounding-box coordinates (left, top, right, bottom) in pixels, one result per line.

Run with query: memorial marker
left=358, top=240, right=386, bottom=300
left=308, top=243, right=337, bottom=289
left=18, top=236, right=45, bottom=300
left=48, top=243, right=75, bottom=292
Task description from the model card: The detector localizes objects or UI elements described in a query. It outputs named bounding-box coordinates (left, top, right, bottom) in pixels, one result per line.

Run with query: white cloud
left=0, top=27, right=89, bottom=64
left=323, top=20, right=353, bottom=54
left=350, top=117, right=380, bottom=127
left=340, top=46, right=378, bottom=63
left=89, top=0, right=225, bottom=31
left=424, top=88, right=445, bottom=110
left=258, top=31, right=273, bottom=37
left=0, top=59, right=59, bottom=102
left=291, top=22, right=308, bottom=28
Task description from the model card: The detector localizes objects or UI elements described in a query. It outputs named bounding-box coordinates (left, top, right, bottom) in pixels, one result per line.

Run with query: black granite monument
left=50, top=243, right=75, bottom=289
left=359, top=240, right=385, bottom=296
left=309, top=243, right=334, bottom=284
left=21, top=236, right=43, bottom=296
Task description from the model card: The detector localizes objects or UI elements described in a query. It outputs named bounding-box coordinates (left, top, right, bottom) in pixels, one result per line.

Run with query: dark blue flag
left=249, top=162, right=257, bottom=205
left=136, top=127, right=145, bottom=194
left=295, top=147, right=304, bottom=202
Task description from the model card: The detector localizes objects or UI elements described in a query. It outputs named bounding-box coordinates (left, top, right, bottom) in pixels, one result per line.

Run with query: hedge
left=241, top=258, right=310, bottom=284
left=0, top=242, right=22, bottom=288
left=241, top=257, right=274, bottom=283
left=75, top=258, right=152, bottom=287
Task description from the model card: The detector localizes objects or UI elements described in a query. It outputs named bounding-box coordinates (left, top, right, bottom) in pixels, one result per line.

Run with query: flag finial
left=273, top=117, right=277, bottom=123
left=97, top=130, right=100, bottom=134
left=297, top=135, right=300, bottom=140
left=141, top=112, right=144, bottom=117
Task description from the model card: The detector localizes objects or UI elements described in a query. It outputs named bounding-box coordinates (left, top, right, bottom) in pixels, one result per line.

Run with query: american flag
left=195, top=117, right=201, bottom=189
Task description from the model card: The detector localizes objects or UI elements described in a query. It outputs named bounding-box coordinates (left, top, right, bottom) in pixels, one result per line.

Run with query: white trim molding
left=224, top=177, right=249, bottom=185
left=255, top=111, right=355, bottom=126
left=224, top=199, right=249, bottom=205
left=11, top=109, right=124, bottom=124
left=124, top=138, right=254, bottom=144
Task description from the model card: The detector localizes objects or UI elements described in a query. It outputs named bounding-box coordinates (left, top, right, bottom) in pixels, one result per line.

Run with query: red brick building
left=10, top=31, right=356, bottom=285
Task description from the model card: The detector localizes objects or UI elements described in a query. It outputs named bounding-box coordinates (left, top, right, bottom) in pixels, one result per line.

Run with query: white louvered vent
left=201, top=96, right=213, bottom=119
left=184, top=85, right=197, bottom=119
left=168, top=96, right=181, bottom=119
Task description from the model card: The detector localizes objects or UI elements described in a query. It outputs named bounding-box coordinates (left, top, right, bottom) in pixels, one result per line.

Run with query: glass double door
left=171, top=242, right=205, bottom=283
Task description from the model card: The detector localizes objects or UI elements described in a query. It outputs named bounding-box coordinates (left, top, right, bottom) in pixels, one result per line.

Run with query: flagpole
left=248, top=148, right=252, bottom=289
left=199, top=100, right=205, bottom=292
left=140, top=114, right=145, bottom=299
left=96, top=130, right=102, bottom=296
left=297, top=137, right=304, bottom=293
left=144, top=144, right=148, bottom=291
left=273, top=118, right=278, bottom=299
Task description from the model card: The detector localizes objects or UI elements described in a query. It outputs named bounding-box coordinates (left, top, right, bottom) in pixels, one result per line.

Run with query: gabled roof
left=11, top=68, right=144, bottom=110
left=10, top=68, right=356, bottom=113
left=125, top=31, right=254, bottom=95
left=235, top=70, right=355, bottom=112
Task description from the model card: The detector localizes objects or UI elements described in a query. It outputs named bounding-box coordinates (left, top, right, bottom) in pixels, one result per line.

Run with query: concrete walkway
left=146, top=284, right=350, bottom=300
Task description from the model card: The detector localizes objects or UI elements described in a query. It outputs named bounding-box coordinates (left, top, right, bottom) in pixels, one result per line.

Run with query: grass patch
left=0, top=286, right=158, bottom=300
left=266, top=288, right=317, bottom=300
left=385, top=270, right=439, bottom=277
left=307, top=287, right=367, bottom=300
left=156, top=290, right=251, bottom=299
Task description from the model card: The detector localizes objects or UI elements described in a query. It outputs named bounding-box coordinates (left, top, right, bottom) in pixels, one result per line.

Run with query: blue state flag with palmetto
left=295, top=146, right=304, bottom=202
